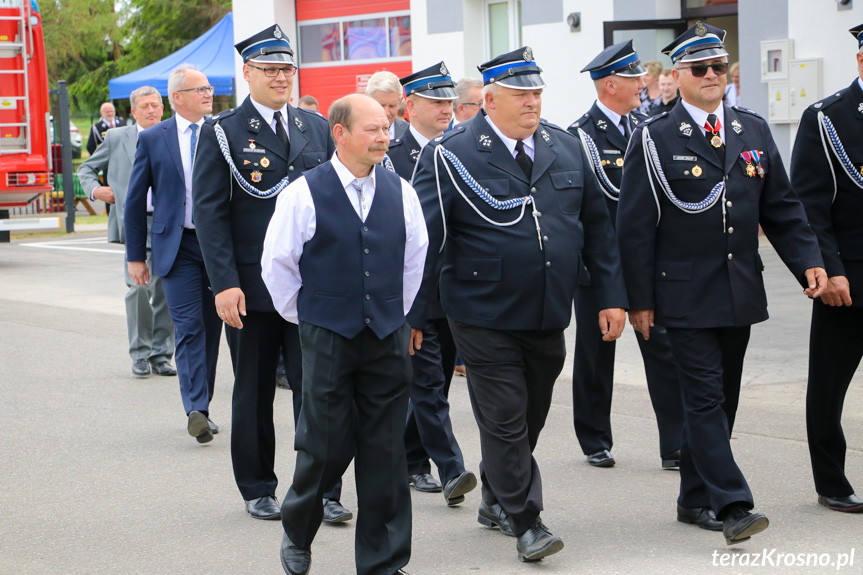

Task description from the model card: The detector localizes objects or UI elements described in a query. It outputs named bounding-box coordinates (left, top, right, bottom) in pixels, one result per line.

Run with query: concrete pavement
left=0, top=233, right=860, bottom=575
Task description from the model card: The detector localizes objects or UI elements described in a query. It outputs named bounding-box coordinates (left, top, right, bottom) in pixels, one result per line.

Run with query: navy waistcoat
left=298, top=162, right=406, bottom=339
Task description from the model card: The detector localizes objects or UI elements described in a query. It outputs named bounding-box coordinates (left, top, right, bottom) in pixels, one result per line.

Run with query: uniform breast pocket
left=302, top=151, right=326, bottom=170
left=662, top=162, right=716, bottom=205
left=475, top=178, right=510, bottom=198
left=550, top=170, right=583, bottom=215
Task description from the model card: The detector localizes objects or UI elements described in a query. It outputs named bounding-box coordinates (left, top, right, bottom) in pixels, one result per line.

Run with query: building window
left=485, top=0, right=521, bottom=59
left=298, top=12, right=411, bottom=67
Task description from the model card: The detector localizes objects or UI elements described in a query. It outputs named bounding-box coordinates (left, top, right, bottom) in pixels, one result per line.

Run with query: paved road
left=1, top=234, right=860, bottom=575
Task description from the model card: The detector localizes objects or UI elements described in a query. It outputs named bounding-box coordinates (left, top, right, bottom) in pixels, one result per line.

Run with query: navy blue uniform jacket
left=617, top=101, right=823, bottom=328
left=192, top=97, right=335, bottom=313
left=408, top=111, right=628, bottom=331
left=792, top=79, right=863, bottom=308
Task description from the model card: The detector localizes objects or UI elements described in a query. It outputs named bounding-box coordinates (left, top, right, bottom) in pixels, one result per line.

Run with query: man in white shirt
left=78, top=86, right=175, bottom=379
left=263, top=93, right=428, bottom=575
left=125, top=65, right=222, bottom=445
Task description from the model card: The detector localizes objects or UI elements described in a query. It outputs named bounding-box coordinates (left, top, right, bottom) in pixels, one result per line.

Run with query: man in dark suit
left=567, top=41, right=683, bottom=471
left=388, top=62, right=477, bottom=504
left=410, top=47, right=627, bottom=563
left=263, top=93, right=428, bottom=575
left=193, top=25, right=345, bottom=523
left=86, top=102, right=127, bottom=156
left=125, top=65, right=222, bottom=445
left=366, top=70, right=408, bottom=140
left=617, top=23, right=826, bottom=544
left=792, top=22, right=863, bottom=514
left=79, top=86, right=175, bottom=379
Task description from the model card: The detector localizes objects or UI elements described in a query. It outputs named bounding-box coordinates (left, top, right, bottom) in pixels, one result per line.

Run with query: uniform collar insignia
left=293, top=115, right=304, bottom=130
left=679, top=121, right=692, bottom=136
left=858, top=103, right=863, bottom=114
left=731, top=119, right=742, bottom=134
left=596, top=119, right=608, bottom=131
left=479, top=134, right=492, bottom=148
left=632, top=117, right=639, bottom=125
left=409, top=148, right=420, bottom=160
left=539, top=128, right=552, bottom=144
left=248, top=116, right=261, bottom=132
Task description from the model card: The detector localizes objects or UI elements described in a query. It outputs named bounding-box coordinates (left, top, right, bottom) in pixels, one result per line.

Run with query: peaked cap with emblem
left=235, top=24, right=295, bottom=65
left=400, top=62, right=458, bottom=100
left=478, top=46, right=545, bottom=90
left=662, top=22, right=728, bottom=64
left=850, top=23, right=863, bottom=49
left=581, top=40, right=648, bottom=80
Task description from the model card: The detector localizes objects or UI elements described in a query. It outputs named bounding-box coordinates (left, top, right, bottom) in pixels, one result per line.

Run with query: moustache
left=369, top=145, right=389, bottom=152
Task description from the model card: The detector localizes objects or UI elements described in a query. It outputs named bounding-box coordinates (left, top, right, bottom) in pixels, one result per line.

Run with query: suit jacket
left=193, top=96, right=335, bottom=313
left=393, top=117, right=409, bottom=139
left=78, top=124, right=137, bottom=243
left=387, top=127, right=423, bottom=182
left=617, top=101, right=823, bottom=328
left=125, top=115, right=189, bottom=277
left=792, top=78, right=863, bottom=308
left=87, top=117, right=127, bottom=155
left=408, top=110, right=627, bottom=331
left=568, top=103, right=646, bottom=287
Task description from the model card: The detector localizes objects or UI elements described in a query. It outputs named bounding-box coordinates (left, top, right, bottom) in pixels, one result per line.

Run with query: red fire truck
left=0, top=0, right=59, bottom=239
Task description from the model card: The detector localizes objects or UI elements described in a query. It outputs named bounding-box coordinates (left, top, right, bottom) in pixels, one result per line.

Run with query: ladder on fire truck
left=0, top=0, right=33, bottom=155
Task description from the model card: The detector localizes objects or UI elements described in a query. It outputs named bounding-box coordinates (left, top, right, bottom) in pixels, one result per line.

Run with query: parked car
left=69, top=121, right=82, bottom=159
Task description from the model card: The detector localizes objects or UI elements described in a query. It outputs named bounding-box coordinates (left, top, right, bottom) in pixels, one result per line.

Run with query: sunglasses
left=678, top=63, right=729, bottom=77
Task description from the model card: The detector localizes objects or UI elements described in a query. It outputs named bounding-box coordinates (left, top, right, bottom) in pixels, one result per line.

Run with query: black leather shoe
left=818, top=493, right=863, bottom=513
left=477, top=501, right=515, bottom=537
left=132, top=359, right=150, bottom=377
left=408, top=473, right=442, bottom=492
left=587, top=449, right=615, bottom=468
left=207, top=418, right=219, bottom=435
left=322, top=498, right=353, bottom=523
left=516, top=519, right=564, bottom=562
left=721, top=505, right=769, bottom=545
left=276, top=372, right=290, bottom=389
left=443, top=470, right=477, bottom=506
left=662, top=450, right=681, bottom=470
left=677, top=504, right=722, bottom=531
left=280, top=532, right=311, bottom=575
left=150, top=360, right=177, bottom=376
left=245, top=495, right=281, bottom=520
left=187, top=411, right=213, bottom=444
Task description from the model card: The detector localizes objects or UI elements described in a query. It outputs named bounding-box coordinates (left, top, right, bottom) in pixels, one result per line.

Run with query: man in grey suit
left=78, top=86, right=176, bottom=378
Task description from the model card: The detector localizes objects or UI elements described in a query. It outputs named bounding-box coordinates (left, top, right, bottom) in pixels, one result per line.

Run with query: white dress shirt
left=175, top=114, right=204, bottom=229
left=408, top=125, right=431, bottom=150
left=250, top=98, right=290, bottom=143
left=681, top=99, right=726, bottom=142
left=484, top=115, right=535, bottom=161
left=261, top=152, right=429, bottom=325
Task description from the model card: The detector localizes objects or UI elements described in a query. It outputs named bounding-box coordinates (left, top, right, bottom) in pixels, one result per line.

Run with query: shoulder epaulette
left=211, top=108, right=236, bottom=122
left=732, top=105, right=765, bottom=119
left=430, top=127, right=464, bottom=146
left=389, top=136, right=405, bottom=148
left=295, top=106, right=328, bottom=125
left=809, top=90, right=844, bottom=111
left=640, top=112, right=668, bottom=126
left=568, top=112, right=590, bottom=130
left=539, top=118, right=573, bottom=136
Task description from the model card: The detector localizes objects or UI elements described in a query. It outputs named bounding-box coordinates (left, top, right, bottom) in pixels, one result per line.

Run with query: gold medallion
left=615, top=158, right=624, bottom=167
left=746, top=163, right=756, bottom=178
left=251, top=170, right=262, bottom=183
left=710, top=134, right=723, bottom=148
left=692, top=165, right=702, bottom=177
left=260, top=157, right=270, bottom=168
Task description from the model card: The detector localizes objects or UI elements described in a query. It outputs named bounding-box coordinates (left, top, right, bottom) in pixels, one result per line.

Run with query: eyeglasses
left=176, top=85, right=215, bottom=96
left=678, top=63, right=729, bottom=77
left=461, top=101, right=483, bottom=107
left=248, top=64, right=297, bottom=78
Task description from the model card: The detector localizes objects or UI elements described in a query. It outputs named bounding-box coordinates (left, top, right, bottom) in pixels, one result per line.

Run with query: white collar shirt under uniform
left=408, top=125, right=431, bottom=150
left=681, top=99, right=726, bottom=143
left=261, top=152, right=429, bottom=325
left=251, top=98, right=290, bottom=143
left=485, top=115, right=535, bottom=161
left=175, top=114, right=204, bottom=229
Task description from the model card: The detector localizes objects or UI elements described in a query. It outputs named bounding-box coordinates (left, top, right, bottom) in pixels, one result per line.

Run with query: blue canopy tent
left=108, top=12, right=235, bottom=100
